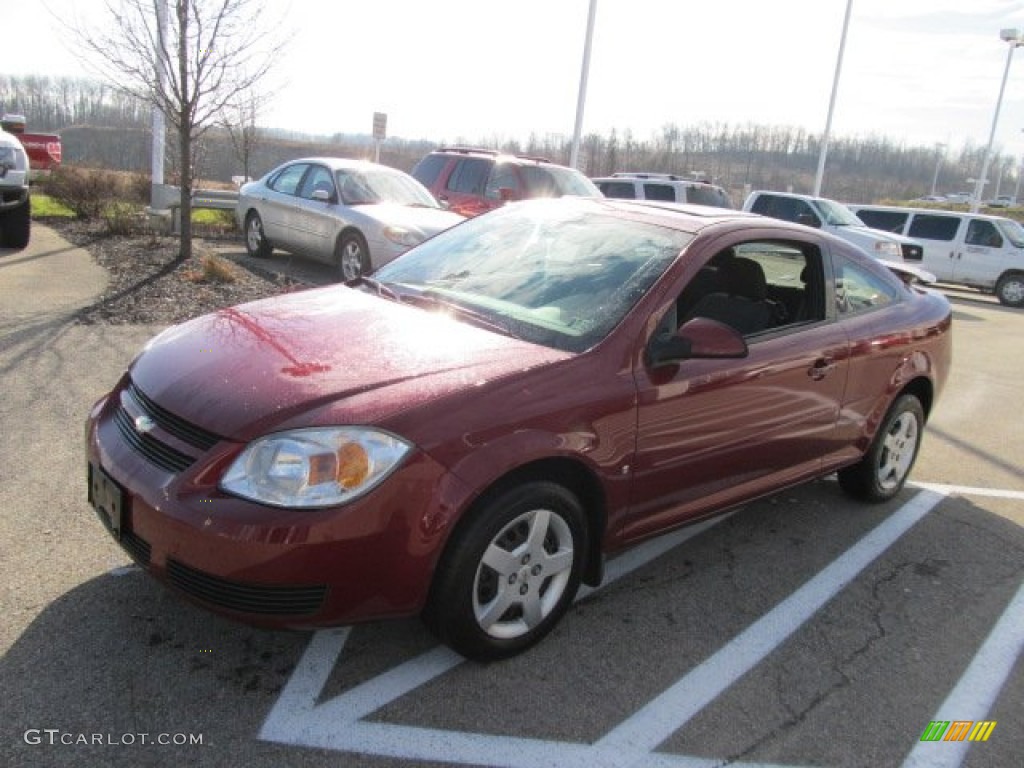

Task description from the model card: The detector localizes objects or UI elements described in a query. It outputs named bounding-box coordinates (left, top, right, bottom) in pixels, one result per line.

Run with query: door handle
left=808, top=357, right=836, bottom=381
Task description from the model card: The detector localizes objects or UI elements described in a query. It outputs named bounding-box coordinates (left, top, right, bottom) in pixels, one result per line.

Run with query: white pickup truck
left=742, top=190, right=923, bottom=263
left=0, top=127, right=32, bottom=249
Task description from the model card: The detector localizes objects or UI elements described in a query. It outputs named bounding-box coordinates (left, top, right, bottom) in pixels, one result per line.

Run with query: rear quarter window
left=687, top=185, right=732, bottom=208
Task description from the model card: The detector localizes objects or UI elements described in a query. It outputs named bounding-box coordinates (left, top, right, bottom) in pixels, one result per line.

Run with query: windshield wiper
left=407, top=289, right=515, bottom=337
left=352, top=276, right=400, bottom=301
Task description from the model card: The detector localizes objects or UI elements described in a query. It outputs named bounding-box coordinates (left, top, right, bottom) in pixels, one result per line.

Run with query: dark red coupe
left=86, top=198, right=952, bottom=660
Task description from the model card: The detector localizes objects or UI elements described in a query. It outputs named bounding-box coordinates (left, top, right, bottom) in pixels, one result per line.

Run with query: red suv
left=411, top=146, right=601, bottom=217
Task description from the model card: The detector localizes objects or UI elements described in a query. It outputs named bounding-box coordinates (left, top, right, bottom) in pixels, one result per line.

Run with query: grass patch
left=31, top=193, right=76, bottom=218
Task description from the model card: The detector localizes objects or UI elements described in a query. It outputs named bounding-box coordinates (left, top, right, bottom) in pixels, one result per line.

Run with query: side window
left=834, top=258, right=900, bottom=316
left=855, top=209, right=908, bottom=233
left=678, top=241, right=822, bottom=337
left=410, top=154, right=448, bottom=188
left=296, top=165, right=335, bottom=199
left=446, top=157, right=491, bottom=195
left=643, top=183, right=676, bottom=201
left=598, top=181, right=637, bottom=199
left=965, top=219, right=1003, bottom=248
left=267, top=164, right=309, bottom=196
left=908, top=214, right=959, bottom=241
left=749, top=194, right=775, bottom=216
left=484, top=164, right=521, bottom=199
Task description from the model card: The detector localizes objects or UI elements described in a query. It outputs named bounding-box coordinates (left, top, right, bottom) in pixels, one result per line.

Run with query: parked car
left=987, top=195, right=1016, bottom=209
left=944, top=192, right=972, bottom=204
left=87, top=198, right=951, bottom=661
left=410, top=146, right=601, bottom=217
left=235, top=157, right=464, bottom=281
left=0, top=127, right=31, bottom=249
left=743, top=190, right=924, bottom=263
left=593, top=172, right=733, bottom=208
left=847, top=203, right=1024, bottom=306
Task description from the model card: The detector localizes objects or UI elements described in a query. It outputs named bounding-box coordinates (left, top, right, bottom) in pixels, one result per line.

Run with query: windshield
left=816, top=198, right=864, bottom=226
left=336, top=168, right=439, bottom=207
left=372, top=200, right=691, bottom=353
left=520, top=166, right=602, bottom=198
left=997, top=219, right=1024, bottom=248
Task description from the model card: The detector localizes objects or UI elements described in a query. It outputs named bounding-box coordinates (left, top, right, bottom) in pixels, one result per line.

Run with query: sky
left=8, top=0, right=1024, bottom=161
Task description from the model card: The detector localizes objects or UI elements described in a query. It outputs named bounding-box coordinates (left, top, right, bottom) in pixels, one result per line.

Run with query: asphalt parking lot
left=1, top=227, right=1021, bottom=768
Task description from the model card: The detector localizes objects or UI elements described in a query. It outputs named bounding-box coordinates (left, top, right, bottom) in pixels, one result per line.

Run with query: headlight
left=873, top=241, right=901, bottom=259
left=220, top=427, right=412, bottom=508
left=383, top=225, right=424, bottom=248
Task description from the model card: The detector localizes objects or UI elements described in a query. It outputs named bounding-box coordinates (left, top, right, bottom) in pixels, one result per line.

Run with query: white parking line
left=260, top=490, right=970, bottom=766
left=900, top=580, right=1024, bottom=768
left=912, top=481, right=1024, bottom=501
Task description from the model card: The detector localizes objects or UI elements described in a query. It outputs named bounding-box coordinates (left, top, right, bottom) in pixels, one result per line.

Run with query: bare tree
left=74, top=0, right=287, bottom=260
left=220, top=86, right=266, bottom=185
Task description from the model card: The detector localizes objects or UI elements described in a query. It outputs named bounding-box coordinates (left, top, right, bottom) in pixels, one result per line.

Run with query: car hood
left=129, top=286, right=567, bottom=441
left=353, top=203, right=464, bottom=235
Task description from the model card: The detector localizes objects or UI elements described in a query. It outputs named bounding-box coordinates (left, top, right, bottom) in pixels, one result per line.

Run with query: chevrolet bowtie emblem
left=134, top=415, right=157, bottom=434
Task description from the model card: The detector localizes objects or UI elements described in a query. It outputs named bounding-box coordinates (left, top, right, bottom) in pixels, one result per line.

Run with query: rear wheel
left=0, top=199, right=31, bottom=249
left=244, top=211, right=272, bottom=258
left=337, top=232, right=370, bottom=282
left=995, top=272, right=1024, bottom=307
left=424, top=481, right=587, bottom=661
left=838, top=394, right=924, bottom=502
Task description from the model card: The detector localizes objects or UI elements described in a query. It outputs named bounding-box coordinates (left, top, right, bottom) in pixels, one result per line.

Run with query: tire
left=244, top=211, right=272, bottom=258
left=0, top=199, right=31, bottom=249
left=838, top=394, right=925, bottom=503
left=337, top=231, right=370, bottom=282
left=994, top=273, right=1024, bottom=308
left=424, top=481, right=588, bottom=661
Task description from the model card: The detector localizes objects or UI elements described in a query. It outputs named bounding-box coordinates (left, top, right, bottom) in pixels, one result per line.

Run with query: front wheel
left=838, top=394, right=924, bottom=502
left=0, top=199, right=31, bottom=249
left=423, top=481, right=588, bottom=661
left=244, top=211, right=272, bottom=258
left=995, top=273, right=1024, bottom=308
left=337, top=232, right=370, bottom=282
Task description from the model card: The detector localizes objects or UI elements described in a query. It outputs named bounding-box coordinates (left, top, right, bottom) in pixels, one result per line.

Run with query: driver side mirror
left=648, top=317, right=748, bottom=367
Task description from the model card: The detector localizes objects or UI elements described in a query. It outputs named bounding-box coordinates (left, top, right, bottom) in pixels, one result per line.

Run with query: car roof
left=284, top=156, right=401, bottom=172
left=548, top=197, right=763, bottom=234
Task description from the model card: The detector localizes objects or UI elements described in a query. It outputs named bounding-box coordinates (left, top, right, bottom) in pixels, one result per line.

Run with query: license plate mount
left=89, top=463, right=125, bottom=539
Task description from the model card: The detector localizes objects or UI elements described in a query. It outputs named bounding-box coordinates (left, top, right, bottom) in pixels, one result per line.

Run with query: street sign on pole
left=372, top=112, right=387, bottom=163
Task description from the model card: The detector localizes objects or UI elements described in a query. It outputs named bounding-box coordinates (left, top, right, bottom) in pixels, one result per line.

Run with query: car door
left=905, top=212, right=962, bottom=281
left=438, top=157, right=493, bottom=217
left=953, top=217, right=1004, bottom=288
left=622, top=236, right=850, bottom=543
left=292, top=163, right=340, bottom=261
left=260, top=162, right=310, bottom=250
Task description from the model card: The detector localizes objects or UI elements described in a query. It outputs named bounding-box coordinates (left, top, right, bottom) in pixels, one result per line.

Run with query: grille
left=125, top=382, right=223, bottom=450
left=166, top=559, right=327, bottom=616
left=901, top=243, right=924, bottom=261
left=114, top=380, right=226, bottom=473
left=114, top=406, right=194, bottom=473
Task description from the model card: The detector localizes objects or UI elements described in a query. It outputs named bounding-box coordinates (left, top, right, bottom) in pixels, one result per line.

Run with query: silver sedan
left=236, top=157, right=465, bottom=280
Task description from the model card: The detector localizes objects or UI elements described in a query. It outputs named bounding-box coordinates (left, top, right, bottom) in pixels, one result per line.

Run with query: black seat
left=686, top=257, right=777, bottom=335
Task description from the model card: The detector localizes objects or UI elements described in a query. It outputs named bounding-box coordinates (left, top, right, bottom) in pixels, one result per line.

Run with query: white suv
left=593, top=173, right=733, bottom=208
left=742, top=190, right=923, bottom=263
left=0, top=128, right=31, bottom=248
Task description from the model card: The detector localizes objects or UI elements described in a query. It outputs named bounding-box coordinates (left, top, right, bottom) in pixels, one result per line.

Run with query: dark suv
left=411, top=147, right=601, bottom=217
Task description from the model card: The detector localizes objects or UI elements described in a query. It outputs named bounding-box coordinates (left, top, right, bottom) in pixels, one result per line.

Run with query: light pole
left=814, top=0, right=854, bottom=196
left=929, top=143, right=945, bottom=197
left=971, top=28, right=1024, bottom=213
left=569, top=0, right=598, bottom=171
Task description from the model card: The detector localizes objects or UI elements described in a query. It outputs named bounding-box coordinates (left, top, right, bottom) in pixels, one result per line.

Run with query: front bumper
left=85, top=380, right=469, bottom=628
